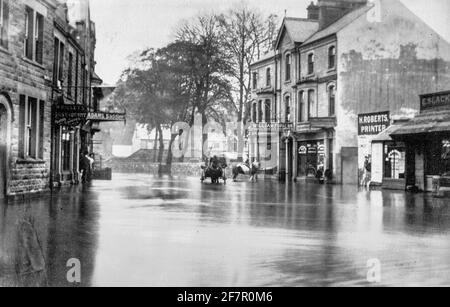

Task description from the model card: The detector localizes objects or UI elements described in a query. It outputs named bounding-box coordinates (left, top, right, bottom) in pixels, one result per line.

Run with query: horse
left=232, top=161, right=260, bottom=182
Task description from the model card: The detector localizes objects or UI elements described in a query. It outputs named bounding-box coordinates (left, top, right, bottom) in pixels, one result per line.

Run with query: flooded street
left=1, top=173, right=450, bottom=287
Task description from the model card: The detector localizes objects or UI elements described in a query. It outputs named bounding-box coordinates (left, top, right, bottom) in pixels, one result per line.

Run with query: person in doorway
left=80, top=151, right=93, bottom=183
left=361, top=155, right=372, bottom=188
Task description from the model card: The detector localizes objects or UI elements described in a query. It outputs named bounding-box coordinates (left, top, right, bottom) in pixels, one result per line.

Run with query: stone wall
left=104, top=161, right=234, bottom=178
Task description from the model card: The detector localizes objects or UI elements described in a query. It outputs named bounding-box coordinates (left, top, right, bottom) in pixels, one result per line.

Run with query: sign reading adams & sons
left=420, top=91, right=450, bottom=111
left=358, top=111, right=390, bottom=136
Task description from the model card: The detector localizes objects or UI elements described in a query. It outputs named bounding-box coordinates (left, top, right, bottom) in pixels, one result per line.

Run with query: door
left=341, top=147, right=359, bottom=185
left=0, top=103, right=8, bottom=199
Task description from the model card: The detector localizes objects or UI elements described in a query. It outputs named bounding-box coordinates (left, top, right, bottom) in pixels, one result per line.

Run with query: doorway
left=0, top=98, right=10, bottom=199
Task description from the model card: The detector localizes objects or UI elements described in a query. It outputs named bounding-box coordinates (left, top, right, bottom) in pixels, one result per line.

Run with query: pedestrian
left=80, top=151, right=92, bottom=183
left=361, top=155, right=372, bottom=188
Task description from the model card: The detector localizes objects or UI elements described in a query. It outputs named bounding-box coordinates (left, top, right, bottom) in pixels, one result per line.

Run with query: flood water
left=1, top=173, right=450, bottom=287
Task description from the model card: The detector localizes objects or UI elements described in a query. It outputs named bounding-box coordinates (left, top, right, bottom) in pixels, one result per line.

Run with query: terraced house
left=0, top=0, right=112, bottom=199
left=249, top=0, right=450, bottom=185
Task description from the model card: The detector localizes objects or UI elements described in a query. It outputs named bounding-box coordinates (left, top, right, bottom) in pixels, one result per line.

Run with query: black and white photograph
left=0, top=0, right=450, bottom=291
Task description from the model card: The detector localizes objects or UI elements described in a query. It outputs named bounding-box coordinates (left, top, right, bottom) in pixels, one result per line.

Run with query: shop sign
left=54, top=104, right=88, bottom=126
left=87, top=112, right=126, bottom=122
left=420, top=91, right=450, bottom=111
left=308, top=145, right=317, bottom=154
left=358, top=111, right=390, bottom=136
left=299, top=145, right=307, bottom=155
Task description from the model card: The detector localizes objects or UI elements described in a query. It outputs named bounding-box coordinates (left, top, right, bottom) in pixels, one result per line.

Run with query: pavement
left=1, top=173, right=450, bottom=287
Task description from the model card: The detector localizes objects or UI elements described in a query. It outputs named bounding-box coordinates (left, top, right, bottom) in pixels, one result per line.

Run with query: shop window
left=298, top=141, right=325, bottom=177
left=384, top=142, right=406, bottom=179
left=19, top=96, right=44, bottom=159
left=0, top=0, right=9, bottom=49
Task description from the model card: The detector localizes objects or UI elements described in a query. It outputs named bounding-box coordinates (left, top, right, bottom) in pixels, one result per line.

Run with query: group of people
left=80, top=151, right=95, bottom=183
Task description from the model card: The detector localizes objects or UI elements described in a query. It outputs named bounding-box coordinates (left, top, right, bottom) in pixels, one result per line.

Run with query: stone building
left=249, top=0, right=450, bottom=184
left=0, top=0, right=119, bottom=198
left=0, top=0, right=56, bottom=198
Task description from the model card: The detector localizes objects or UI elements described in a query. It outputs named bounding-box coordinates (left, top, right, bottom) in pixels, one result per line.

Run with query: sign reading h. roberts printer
left=358, top=111, right=390, bottom=136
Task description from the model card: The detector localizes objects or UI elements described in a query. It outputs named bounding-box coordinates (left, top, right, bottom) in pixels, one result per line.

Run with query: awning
left=372, top=125, right=401, bottom=142
left=390, top=110, right=450, bottom=136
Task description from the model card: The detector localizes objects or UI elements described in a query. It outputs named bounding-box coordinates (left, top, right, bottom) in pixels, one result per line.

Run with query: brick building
left=249, top=0, right=450, bottom=184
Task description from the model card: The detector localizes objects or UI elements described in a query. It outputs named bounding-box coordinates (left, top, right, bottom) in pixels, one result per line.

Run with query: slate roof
left=302, top=5, right=373, bottom=46
left=275, top=18, right=319, bottom=48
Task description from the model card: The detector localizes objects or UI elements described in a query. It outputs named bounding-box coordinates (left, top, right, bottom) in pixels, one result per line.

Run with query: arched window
left=308, top=90, right=316, bottom=119
left=328, top=46, right=336, bottom=69
left=285, top=54, right=291, bottom=81
left=266, top=67, right=271, bottom=87
left=265, top=100, right=271, bottom=123
left=328, top=85, right=336, bottom=116
left=285, top=96, right=291, bottom=122
left=298, top=91, right=306, bottom=122
left=308, top=53, right=315, bottom=75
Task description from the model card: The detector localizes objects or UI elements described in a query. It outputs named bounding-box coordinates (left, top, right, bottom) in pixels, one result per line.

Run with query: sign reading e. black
left=420, top=91, right=450, bottom=111
left=358, top=111, right=390, bottom=136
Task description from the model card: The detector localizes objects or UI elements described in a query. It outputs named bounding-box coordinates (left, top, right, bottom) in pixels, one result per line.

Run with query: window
left=384, top=142, right=406, bottom=179
left=19, top=95, right=44, bottom=159
left=285, top=54, right=291, bottom=81
left=252, top=102, right=257, bottom=123
left=328, top=46, right=336, bottom=69
left=308, top=53, right=314, bottom=75
left=75, top=53, right=79, bottom=102
left=258, top=100, right=263, bottom=123
left=24, top=7, right=44, bottom=64
left=265, top=100, right=271, bottom=123
left=298, top=91, right=306, bottom=122
left=266, top=68, right=271, bottom=87
left=329, top=85, right=336, bottom=116
left=0, top=0, right=9, bottom=49
left=442, top=139, right=450, bottom=175
left=308, top=90, right=316, bottom=119
left=68, top=52, right=73, bottom=97
left=53, top=37, right=65, bottom=87
left=252, top=72, right=257, bottom=90
left=285, top=96, right=291, bottom=122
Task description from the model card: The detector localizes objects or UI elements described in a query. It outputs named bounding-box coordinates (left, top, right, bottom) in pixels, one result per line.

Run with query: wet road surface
left=1, top=173, right=450, bottom=287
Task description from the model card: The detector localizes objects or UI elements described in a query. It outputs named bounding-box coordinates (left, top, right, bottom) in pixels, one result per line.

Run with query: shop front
left=390, top=91, right=450, bottom=192
left=293, top=128, right=334, bottom=182
left=52, top=104, right=88, bottom=186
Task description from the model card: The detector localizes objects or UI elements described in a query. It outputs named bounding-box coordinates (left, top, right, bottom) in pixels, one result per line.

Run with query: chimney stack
left=307, top=2, right=320, bottom=20
left=317, top=0, right=368, bottom=29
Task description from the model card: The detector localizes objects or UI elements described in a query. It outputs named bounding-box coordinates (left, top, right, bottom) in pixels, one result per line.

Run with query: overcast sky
left=90, top=0, right=450, bottom=85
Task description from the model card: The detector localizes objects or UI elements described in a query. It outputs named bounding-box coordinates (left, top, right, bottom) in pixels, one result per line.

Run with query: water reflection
left=0, top=186, right=99, bottom=287
left=1, top=174, right=450, bottom=287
